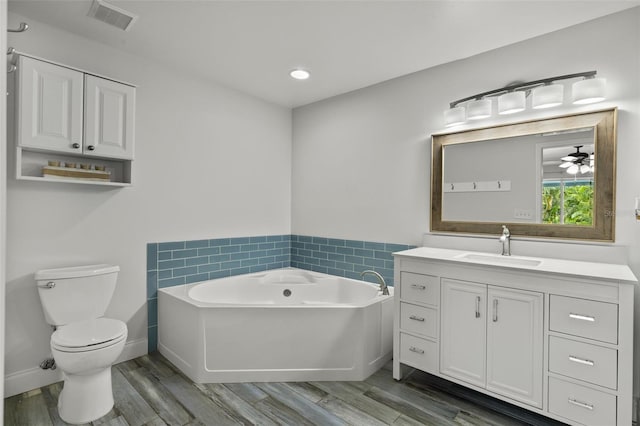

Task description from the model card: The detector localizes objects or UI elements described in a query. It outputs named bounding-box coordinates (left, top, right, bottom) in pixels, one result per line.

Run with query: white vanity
left=393, top=247, right=637, bottom=426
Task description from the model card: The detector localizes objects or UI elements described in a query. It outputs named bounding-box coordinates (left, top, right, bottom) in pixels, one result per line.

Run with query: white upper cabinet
left=17, top=55, right=135, bottom=160
left=18, top=56, right=84, bottom=153
left=84, top=75, right=135, bottom=159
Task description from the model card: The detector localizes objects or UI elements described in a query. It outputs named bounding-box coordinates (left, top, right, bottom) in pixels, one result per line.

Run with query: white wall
left=1, top=0, right=8, bottom=415
left=292, top=6, right=640, bottom=399
left=5, top=12, right=291, bottom=395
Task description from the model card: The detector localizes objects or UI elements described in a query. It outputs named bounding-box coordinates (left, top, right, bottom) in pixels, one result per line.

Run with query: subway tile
left=221, top=245, right=242, bottom=254
left=311, top=265, right=328, bottom=274
left=186, top=256, right=210, bottom=266
left=250, top=264, right=268, bottom=273
left=230, top=237, right=251, bottom=245
left=312, top=236, right=328, bottom=245
left=304, top=243, right=320, bottom=252
left=147, top=298, right=158, bottom=327
left=158, top=251, right=172, bottom=261
left=186, top=240, right=209, bottom=249
left=275, top=254, right=290, bottom=263
left=241, top=243, right=260, bottom=252
left=345, top=255, right=364, bottom=265
left=259, top=257, right=275, bottom=265
left=346, top=240, right=364, bottom=249
left=158, top=259, right=185, bottom=270
left=146, top=270, right=158, bottom=300
left=354, top=248, right=374, bottom=258
left=374, top=250, right=393, bottom=260
left=198, top=247, right=220, bottom=256
left=172, top=249, right=198, bottom=259
left=241, top=258, right=261, bottom=267
left=312, top=251, right=328, bottom=260
left=336, top=247, right=354, bottom=255
left=334, top=261, right=353, bottom=271
left=266, top=249, right=283, bottom=257
left=146, top=243, right=158, bottom=271
left=158, top=270, right=172, bottom=279
left=230, top=266, right=252, bottom=276
left=186, top=273, right=210, bottom=284
left=221, top=260, right=242, bottom=270
left=210, top=254, right=231, bottom=263
left=292, top=241, right=305, bottom=249
left=298, top=235, right=313, bottom=243
left=158, top=277, right=185, bottom=288
left=297, top=249, right=312, bottom=257
left=364, top=258, right=386, bottom=268
left=250, top=236, right=267, bottom=243
left=328, top=253, right=345, bottom=262
left=266, top=235, right=283, bottom=242
left=230, top=252, right=251, bottom=261
left=173, top=266, right=198, bottom=277
left=328, top=238, right=345, bottom=247
left=275, top=241, right=291, bottom=249
left=158, top=241, right=185, bottom=251
left=303, top=257, right=320, bottom=266
left=210, top=270, right=231, bottom=280
left=319, top=259, right=336, bottom=268
left=199, top=263, right=221, bottom=273
left=385, top=243, right=410, bottom=252
left=364, top=241, right=385, bottom=250
left=148, top=326, right=157, bottom=353
left=327, top=268, right=345, bottom=277
left=209, top=238, right=230, bottom=247
left=259, top=242, right=275, bottom=250
left=318, top=244, right=337, bottom=253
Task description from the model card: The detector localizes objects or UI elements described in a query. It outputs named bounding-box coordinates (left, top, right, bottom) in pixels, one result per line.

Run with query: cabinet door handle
left=569, top=355, right=595, bottom=366
left=492, top=299, right=498, bottom=322
left=411, top=284, right=426, bottom=290
left=569, top=313, right=595, bottom=322
left=72, top=143, right=80, bottom=149
left=87, top=145, right=95, bottom=151
left=568, top=398, right=594, bottom=410
left=475, top=296, right=481, bottom=318
left=409, top=346, right=424, bottom=354
left=409, top=315, right=425, bottom=322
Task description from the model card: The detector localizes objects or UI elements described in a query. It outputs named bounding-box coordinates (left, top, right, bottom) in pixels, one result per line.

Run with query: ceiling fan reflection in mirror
left=559, top=145, right=594, bottom=175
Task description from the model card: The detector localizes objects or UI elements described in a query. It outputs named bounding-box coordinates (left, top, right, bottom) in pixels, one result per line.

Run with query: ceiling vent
left=87, top=0, right=138, bottom=31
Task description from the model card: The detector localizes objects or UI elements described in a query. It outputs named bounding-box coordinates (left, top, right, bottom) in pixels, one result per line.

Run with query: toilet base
left=58, top=366, right=115, bottom=424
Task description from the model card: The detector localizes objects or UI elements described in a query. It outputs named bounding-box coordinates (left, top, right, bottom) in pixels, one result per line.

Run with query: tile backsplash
left=147, top=234, right=413, bottom=351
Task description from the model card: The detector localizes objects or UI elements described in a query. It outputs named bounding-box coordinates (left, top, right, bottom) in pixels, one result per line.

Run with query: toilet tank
left=35, top=264, right=120, bottom=326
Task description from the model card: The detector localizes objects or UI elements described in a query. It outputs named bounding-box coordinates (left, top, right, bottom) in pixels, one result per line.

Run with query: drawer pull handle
left=409, top=315, right=425, bottom=322
left=475, top=296, right=481, bottom=318
left=569, top=313, right=595, bottom=322
left=568, top=398, right=594, bottom=411
left=569, top=355, right=595, bottom=366
left=492, top=299, right=498, bottom=322
left=411, top=284, right=426, bottom=290
left=409, top=346, right=424, bottom=354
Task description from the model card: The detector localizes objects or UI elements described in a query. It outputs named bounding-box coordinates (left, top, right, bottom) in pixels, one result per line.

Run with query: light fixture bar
left=449, top=71, right=597, bottom=108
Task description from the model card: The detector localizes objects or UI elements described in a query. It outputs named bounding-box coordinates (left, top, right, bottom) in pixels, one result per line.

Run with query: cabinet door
left=486, top=286, right=543, bottom=408
left=84, top=75, right=135, bottom=159
left=18, top=56, right=84, bottom=153
left=440, top=279, right=486, bottom=388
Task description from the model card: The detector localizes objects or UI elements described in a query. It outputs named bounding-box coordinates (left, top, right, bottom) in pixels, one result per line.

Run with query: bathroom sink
left=457, top=253, right=542, bottom=268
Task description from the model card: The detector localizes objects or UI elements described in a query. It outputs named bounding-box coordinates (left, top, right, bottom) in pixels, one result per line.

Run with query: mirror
left=431, top=109, right=617, bottom=241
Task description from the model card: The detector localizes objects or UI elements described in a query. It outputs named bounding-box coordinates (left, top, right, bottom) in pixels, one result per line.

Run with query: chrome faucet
left=360, top=270, right=389, bottom=295
left=499, top=225, right=511, bottom=256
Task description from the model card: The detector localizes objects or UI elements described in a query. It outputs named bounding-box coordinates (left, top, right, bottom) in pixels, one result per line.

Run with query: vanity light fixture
left=532, top=83, right=564, bottom=109
left=289, top=68, right=310, bottom=80
left=443, top=71, right=605, bottom=127
left=498, top=91, right=526, bottom=115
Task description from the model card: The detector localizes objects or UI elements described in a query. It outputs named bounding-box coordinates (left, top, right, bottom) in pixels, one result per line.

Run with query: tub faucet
left=499, top=225, right=511, bottom=256
left=360, top=270, right=389, bottom=295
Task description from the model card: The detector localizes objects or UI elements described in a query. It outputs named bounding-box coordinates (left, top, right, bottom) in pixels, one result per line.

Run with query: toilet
left=35, top=264, right=128, bottom=424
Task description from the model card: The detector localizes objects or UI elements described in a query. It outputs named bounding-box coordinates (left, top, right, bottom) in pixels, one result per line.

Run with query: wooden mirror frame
left=431, top=108, right=617, bottom=241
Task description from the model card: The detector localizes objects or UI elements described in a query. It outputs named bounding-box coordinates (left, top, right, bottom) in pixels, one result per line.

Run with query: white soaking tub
left=157, top=268, right=394, bottom=383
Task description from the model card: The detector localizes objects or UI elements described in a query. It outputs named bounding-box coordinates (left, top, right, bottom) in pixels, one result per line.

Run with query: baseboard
left=4, top=338, right=148, bottom=398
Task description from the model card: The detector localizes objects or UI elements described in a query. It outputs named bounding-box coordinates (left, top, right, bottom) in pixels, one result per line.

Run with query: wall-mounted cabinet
left=13, top=54, right=135, bottom=186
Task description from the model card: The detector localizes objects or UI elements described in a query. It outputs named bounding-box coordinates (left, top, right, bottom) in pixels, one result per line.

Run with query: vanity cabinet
left=440, top=280, right=543, bottom=407
left=393, top=247, right=636, bottom=426
left=13, top=54, right=135, bottom=186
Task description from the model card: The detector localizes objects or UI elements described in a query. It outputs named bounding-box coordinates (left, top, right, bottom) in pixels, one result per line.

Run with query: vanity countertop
left=394, top=246, right=638, bottom=283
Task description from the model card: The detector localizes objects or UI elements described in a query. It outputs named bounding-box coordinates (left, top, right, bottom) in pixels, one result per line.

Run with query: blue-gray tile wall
left=146, top=234, right=414, bottom=352
left=290, top=235, right=413, bottom=286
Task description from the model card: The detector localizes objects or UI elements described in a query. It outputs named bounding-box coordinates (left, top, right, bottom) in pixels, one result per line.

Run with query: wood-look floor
left=5, top=353, right=564, bottom=426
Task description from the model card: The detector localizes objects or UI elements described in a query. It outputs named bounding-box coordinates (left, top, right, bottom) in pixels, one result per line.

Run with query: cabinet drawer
left=548, top=376, right=616, bottom=426
left=549, top=295, right=618, bottom=344
left=400, top=303, right=437, bottom=339
left=400, top=333, right=438, bottom=374
left=400, top=272, right=439, bottom=305
left=549, top=336, right=617, bottom=390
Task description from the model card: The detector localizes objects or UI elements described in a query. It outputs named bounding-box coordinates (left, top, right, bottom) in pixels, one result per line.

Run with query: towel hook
left=8, top=22, right=29, bottom=33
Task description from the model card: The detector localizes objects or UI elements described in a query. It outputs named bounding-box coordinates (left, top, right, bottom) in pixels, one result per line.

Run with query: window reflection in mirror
left=431, top=109, right=616, bottom=241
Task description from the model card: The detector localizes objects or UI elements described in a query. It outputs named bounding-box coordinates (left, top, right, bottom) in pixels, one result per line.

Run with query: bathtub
left=157, top=268, right=394, bottom=383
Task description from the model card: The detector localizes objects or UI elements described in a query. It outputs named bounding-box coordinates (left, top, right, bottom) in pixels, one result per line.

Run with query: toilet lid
left=52, top=318, right=127, bottom=349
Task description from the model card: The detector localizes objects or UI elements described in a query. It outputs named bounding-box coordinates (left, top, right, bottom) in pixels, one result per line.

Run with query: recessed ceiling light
left=290, top=69, right=310, bottom=80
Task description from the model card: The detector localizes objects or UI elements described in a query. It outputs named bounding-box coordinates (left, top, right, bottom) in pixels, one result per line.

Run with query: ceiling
left=8, top=1, right=639, bottom=108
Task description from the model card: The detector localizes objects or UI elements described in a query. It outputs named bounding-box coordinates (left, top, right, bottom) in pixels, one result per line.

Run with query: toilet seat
left=52, top=318, right=127, bottom=353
